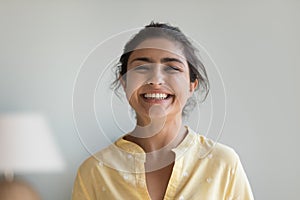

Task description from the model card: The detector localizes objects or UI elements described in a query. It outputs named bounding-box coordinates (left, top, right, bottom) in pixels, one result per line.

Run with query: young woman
left=72, top=22, right=254, bottom=200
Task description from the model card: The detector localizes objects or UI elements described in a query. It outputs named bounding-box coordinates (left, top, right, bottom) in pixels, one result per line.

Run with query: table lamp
left=0, top=113, right=65, bottom=200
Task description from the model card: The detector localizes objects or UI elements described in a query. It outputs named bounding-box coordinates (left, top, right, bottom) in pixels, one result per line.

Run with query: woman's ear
left=119, top=75, right=126, bottom=89
left=189, top=79, right=198, bottom=93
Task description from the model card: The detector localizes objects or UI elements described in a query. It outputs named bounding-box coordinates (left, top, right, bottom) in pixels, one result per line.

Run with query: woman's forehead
left=129, top=38, right=187, bottom=63
left=134, top=38, right=184, bottom=56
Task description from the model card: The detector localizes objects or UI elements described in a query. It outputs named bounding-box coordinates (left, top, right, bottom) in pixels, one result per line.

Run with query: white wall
left=0, top=0, right=299, bottom=199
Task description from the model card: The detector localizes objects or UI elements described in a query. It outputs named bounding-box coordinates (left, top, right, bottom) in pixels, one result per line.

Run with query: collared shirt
left=72, top=127, right=254, bottom=200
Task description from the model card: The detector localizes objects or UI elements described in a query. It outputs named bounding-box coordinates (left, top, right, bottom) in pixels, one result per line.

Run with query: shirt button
left=207, top=153, right=213, bottom=159
left=179, top=195, right=185, bottom=200
left=98, top=161, right=103, bottom=167
left=127, top=154, right=133, bottom=159
left=123, top=174, right=129, bottom=180
left=206, top=177, right=213, bottom=183
left=183, top=171, right=188, bottom=177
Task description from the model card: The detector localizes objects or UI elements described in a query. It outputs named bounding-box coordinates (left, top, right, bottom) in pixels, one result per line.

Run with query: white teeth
left=144, top=93, right=168, bottom=99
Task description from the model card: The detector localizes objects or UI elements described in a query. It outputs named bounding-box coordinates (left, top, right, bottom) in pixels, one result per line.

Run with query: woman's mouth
left=141, top=93, right=173, bottom=101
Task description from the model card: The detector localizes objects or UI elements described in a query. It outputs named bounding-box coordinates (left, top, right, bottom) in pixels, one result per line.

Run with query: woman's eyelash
left=166, top=65, right=180, bottom=71
left=135, top=65, right=150, bottom=70
left=133, top=64, right=181, bottom=72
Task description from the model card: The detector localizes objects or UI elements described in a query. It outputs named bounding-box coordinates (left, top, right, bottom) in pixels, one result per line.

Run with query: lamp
left=0, top=112, right=65, bottom=200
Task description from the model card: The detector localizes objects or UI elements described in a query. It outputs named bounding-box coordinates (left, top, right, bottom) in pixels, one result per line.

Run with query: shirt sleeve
left=225, top=153, right=254, bottom=200
left=72, top=170, right=92, bottom=200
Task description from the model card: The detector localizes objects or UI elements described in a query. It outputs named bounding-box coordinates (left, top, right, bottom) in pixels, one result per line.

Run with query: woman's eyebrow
left=160, top=57, right=184, bottom=64
left=129, top=57, right=184, bottom=64
left=129, top=57, right=153, bottom=64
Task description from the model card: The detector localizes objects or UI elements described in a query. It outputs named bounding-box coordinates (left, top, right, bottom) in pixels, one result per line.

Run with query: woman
left=72, top=22, right=254, bottom=200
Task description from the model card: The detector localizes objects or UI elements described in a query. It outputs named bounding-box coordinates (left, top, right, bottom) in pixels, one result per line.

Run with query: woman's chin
left=148, top=104, right=167, bottom=118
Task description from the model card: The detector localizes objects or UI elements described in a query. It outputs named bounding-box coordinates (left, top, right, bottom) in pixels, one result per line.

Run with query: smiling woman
left=72, top=22, right=254, bottom=200
left=124, top=40, right=196, bottom=125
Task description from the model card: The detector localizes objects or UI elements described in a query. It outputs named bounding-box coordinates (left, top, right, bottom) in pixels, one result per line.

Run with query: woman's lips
left=140, top=93, right=173, bottom=103
left=143, top=93, right=168, bottom=99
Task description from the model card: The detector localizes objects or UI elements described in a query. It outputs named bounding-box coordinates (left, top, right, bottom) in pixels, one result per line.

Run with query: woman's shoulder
left=76, top=140, right=135, bottom=173
left=76, top=143, right=114, bottom=172
left=197, top=133, right=241, bottom=166
left=76, top=154, right=101, bottom=174
left=186, top=127, right=240, bottom=167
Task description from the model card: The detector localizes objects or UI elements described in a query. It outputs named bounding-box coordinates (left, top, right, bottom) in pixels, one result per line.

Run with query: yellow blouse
left=72, top=127, right=254, bottom=200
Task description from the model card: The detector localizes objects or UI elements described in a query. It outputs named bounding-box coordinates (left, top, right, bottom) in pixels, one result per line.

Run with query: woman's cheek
left=169, top=76, right=192, bottom=104
left=125, top=73, right=145, bottom=100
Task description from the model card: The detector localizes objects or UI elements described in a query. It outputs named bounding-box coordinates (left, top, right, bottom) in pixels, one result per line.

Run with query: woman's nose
left=146, top=67, right=165, bottom=85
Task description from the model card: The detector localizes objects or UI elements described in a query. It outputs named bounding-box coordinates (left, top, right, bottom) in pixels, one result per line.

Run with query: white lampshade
left=0, top=113, right=65, bottom=173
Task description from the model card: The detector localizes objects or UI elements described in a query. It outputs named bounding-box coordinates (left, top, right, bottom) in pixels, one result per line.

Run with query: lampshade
left=0, top=113, right=65, bottom=173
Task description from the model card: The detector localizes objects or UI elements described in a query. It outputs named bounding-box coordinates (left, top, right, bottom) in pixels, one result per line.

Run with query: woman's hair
left=112, top=22, right=210, bottom=116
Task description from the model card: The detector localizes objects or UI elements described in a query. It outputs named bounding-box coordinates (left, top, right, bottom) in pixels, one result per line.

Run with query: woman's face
left=122, top=38, right=198, bottom=123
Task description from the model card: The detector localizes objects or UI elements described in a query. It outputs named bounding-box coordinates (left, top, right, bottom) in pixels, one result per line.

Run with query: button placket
left=135, top=153, right=146, bottom=187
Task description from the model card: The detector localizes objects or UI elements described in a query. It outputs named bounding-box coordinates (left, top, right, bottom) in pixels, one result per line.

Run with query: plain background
left=1, top=0, right=299, bottom=199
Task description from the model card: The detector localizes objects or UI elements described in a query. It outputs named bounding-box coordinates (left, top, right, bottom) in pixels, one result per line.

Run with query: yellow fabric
left=72, top=127, right=254, bottom=200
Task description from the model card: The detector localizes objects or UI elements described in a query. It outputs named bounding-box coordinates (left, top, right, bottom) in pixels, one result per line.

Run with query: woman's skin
left=122, top=38, right=198, bottom=200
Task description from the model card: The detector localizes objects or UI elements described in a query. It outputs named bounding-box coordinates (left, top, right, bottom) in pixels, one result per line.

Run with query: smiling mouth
left=142, top=93, right=173, bottom=100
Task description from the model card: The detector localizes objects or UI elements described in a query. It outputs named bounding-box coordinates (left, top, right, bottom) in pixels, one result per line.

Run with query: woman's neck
left=125, top=114, right=187, bottom=153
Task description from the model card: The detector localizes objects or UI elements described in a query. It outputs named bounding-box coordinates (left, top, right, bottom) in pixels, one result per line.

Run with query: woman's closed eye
left=164, top=65, right=182, bottom=73
left=132, top=64, right=182, bottom=74
left=133, top=65, right=151, bottom=72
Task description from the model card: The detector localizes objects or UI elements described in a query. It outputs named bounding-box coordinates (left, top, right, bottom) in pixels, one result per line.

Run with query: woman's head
left=112, top=22, right=210, bottom=118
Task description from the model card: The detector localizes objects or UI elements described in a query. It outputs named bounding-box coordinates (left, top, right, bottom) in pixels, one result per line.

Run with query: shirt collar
left=97, top=126, right=214, bottom=173
left=115, top=126, right=201, bottom=158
